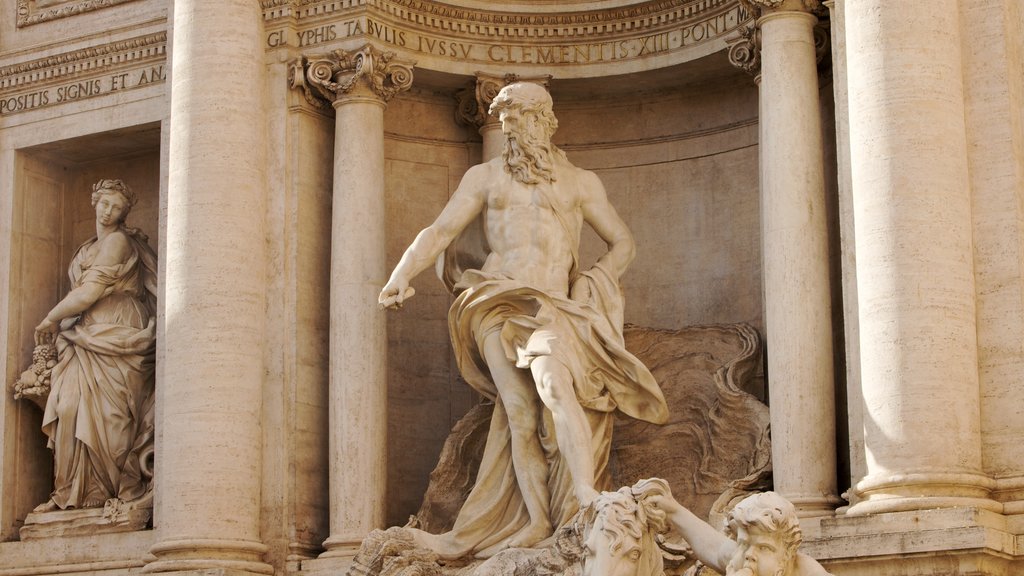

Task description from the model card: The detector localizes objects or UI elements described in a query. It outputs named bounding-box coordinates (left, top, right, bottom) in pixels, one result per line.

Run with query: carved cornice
left=454, top=72, right=550, bottom=129
left=290, top=44, right=414, bottom=109
left=264, top=0, right=750, bottom=42
left=17, top=0, right=140, bottom=27
left=0, top=32, right=166, bottom=90
left=738, top=0, right=822, bottom=18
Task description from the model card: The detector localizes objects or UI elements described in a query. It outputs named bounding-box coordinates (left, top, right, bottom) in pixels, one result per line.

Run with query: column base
left=994, top=475, right=1024, bottom=515
left=786, top=494, right=844, bottom=518
left=802, top=507, right=1023, bottom=576
left=144, top=539, right=273, bottom=575
left=319, top=534, right=363, bottom=559
left=847, top=471, right=1001, bottom=516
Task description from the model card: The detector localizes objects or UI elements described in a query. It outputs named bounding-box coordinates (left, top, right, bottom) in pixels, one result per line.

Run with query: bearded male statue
left=379, top=82, right=668, bottom=559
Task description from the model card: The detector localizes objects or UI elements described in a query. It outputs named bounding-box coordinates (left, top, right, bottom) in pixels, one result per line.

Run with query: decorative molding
left=726, top=23, right=759, bottom=78
left=0, top=32, right=166, bottom=90
left=264, top=0, right=751, bottom=43
left=16, top=0, right=140, bottom=27
left=290, top=43, right=414, bottom=109
left=738, top=0, right=822, bottom=18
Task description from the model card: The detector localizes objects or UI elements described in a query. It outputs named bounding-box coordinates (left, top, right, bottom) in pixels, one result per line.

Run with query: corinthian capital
left=290, top=44, right=415, bottom=109
left=454, top=73, right=551, bottom=129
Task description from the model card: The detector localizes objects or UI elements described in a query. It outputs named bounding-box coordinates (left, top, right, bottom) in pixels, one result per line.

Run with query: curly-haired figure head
left=90, top=179, right=137, bottom=228
left=579, top=478, right=671, bottom=576
left=645, top=485, right=832, bottom=576
left=723, top=492, right=802, bottom=576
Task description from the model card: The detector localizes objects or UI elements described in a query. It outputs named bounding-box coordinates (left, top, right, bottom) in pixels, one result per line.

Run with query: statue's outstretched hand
left=34, top=318, right=57, bottom=346
left=378, top=280, right=416, bottom=310
left=645, top=491, right=684, bottom=518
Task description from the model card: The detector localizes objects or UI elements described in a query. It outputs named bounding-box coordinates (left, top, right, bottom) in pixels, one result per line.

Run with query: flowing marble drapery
left=424, top=264, right=668, bottom=559
left=41, top=229, right=157, bottom=509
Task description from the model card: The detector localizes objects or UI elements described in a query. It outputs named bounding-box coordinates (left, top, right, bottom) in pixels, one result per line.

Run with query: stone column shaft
left=324, top=94, right=388, bottom=554
left=292, top=45, right=414, bottom=557
left=147, top=0, right=270, bottom=573
left=844, top=0, right=997, bottom=515
left=756, top=5, right=839, bottom=517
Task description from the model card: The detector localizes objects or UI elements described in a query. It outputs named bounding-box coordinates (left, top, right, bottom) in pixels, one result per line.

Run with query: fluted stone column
left=737, top=0, right=839, bottom=517
left=843, top=0, right=998, bottom=515
left=146, top=0, right=270, bottom=573
left=292, top=44, right=414, bottom=556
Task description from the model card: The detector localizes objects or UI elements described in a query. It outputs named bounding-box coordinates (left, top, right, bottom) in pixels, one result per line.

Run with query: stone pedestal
left=291, top=44, right=414, bottom=559
left=843, top=0, right=998, bottom=515
left=145, top=0, right=271, bottom=573
left=750, top=0, right=839, bottom=517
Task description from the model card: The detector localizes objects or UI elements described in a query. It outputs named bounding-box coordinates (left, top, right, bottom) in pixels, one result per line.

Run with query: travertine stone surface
left=755, top=3, right=838, bottom=517
left=147, top=0, right=271, bottom=573
left=959, top=0, right=1024, bottom=513
left=844, top=0, right=996, bottom=515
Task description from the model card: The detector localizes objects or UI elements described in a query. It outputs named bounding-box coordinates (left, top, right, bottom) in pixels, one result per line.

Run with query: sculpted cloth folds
left=41, top=230, right=157, bottom=509
left=430, top=263, right=669, bottom=559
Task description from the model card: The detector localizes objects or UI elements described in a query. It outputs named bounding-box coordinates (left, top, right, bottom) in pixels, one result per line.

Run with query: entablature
left=262, top=0, right=754, bottom=79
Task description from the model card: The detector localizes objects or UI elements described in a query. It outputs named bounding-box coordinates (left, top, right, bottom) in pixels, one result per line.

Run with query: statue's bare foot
left=576, top=485, right=600, bottom=509
left=32, top=499, right=59, bottom=513
left=506, top=520, right=552, bottom=549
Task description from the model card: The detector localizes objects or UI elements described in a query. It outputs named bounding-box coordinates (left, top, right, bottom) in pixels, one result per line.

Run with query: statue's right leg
left=481, top=331, right=553, bottom=548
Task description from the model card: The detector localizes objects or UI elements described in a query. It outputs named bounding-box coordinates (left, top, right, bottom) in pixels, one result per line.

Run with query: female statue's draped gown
left=41, top=228, right=157, bottom=509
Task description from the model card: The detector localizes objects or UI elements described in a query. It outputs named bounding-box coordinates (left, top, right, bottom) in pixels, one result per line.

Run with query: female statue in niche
left=31, top=178, right=157, bottom=513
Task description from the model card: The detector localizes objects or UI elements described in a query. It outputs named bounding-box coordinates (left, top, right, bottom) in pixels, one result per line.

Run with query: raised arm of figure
left=647, top=492, right=737, bottom=574
left=34, top=232, right=130, bottom=344
left=578, top=169, right=636, bottom=280
left=379, top=163, right=490, bottom=309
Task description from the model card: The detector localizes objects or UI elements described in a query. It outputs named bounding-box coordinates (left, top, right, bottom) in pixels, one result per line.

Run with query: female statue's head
left=90, top=179, right=137, bottom=226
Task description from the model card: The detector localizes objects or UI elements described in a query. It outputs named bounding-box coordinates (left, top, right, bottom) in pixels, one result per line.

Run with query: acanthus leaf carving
left=727, top=24, right=761, bottom=78
left=289, top=44, right=415, bottom=108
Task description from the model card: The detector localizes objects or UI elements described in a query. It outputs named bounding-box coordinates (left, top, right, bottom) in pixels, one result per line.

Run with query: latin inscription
left=268, top=6, right=746, bottom=64
left=0, top=65, right=165, bottom=116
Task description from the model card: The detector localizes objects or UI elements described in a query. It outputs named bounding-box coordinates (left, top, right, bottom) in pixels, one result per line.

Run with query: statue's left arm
left=34, top=232, right=130, bottom=344
left=579, top=169, right=636, bottom=280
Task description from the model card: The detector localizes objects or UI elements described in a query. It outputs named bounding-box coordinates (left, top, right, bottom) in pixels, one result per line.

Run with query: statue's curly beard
left=502, top=129, right=564, bottom=185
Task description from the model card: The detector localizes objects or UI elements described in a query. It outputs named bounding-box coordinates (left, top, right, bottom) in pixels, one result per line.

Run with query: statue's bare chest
left=487, top=178, right=577, bottom=216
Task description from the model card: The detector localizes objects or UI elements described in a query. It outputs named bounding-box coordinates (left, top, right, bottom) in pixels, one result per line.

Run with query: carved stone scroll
left=290, top=44, right=414, bottom=109
left=727, top=24, right=761, bottom=78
